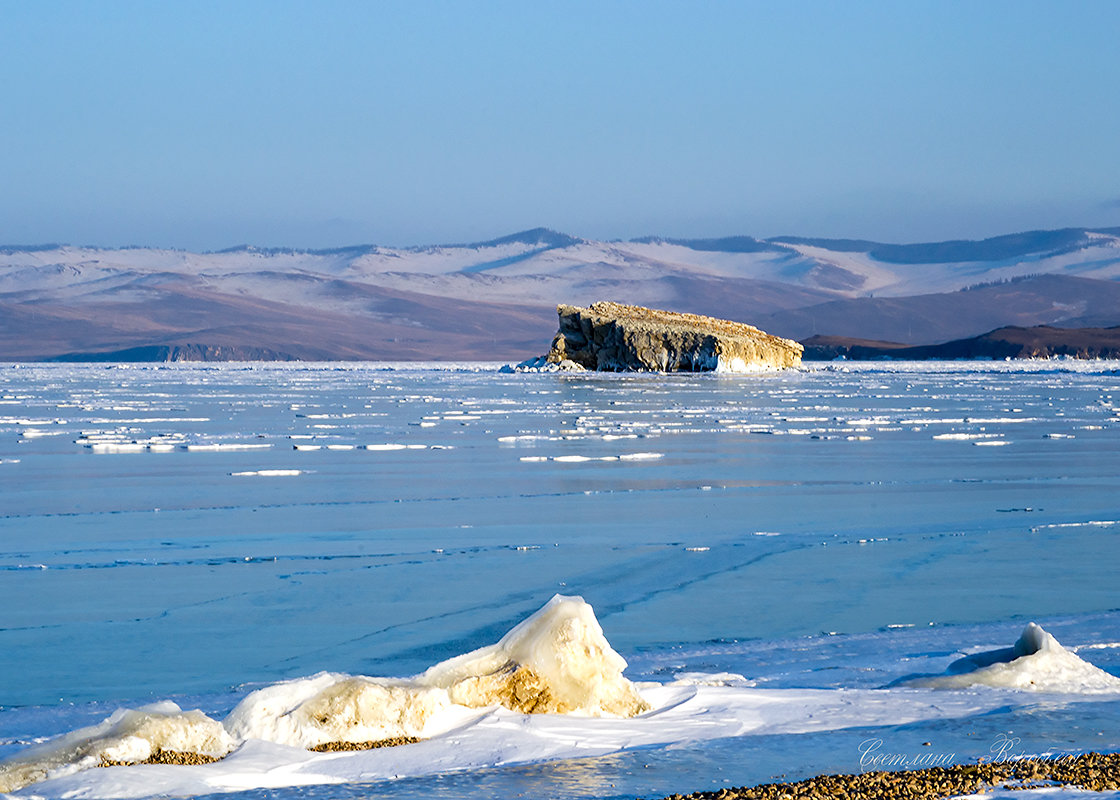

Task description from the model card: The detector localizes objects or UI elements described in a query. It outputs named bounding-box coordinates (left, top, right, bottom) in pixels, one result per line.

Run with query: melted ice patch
left=900, top=623, right=1120, bottom=693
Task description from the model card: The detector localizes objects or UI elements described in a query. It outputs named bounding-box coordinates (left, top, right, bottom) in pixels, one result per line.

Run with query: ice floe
left=185, top=443, right=271, bottom=452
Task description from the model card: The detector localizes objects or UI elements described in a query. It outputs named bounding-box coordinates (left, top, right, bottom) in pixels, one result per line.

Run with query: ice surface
left=901, top=623, right=1120, bottom=692
left=4, top=361, right=1120, bottom=799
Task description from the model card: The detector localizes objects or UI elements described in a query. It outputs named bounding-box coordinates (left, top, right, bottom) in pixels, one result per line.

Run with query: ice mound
left=1, top=596, right=648, bottom=792
left=417, top=593, right=651, bottom=717
left=226, top=594, right=650, bottom=747
left=901, top=623, right=1120, bottom=692
left=0, top=702, right=234, bottom=793
left=223, top=672, right=454, bottom=748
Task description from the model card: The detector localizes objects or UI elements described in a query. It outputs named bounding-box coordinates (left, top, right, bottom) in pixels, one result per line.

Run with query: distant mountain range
left=2, top=225, right=1120, bottom=361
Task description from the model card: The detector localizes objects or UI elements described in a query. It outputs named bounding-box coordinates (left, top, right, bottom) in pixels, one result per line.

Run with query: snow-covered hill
left=2, top=226, right=1120, bottom=360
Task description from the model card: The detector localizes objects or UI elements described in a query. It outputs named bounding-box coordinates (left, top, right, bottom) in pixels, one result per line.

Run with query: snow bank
left=901, top=623, right=1120, bottom=692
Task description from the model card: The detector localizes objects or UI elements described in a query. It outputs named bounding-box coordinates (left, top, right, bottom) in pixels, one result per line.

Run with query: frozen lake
left=2, top=361, right=1119, bottom=798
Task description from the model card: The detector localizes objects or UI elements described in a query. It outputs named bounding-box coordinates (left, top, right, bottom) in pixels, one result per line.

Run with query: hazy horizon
left=6, top=220, right=1120, bottom=255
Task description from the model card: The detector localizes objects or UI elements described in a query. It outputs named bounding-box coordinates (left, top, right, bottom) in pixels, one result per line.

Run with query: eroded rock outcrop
left=534, top=302, right=802, bottom=372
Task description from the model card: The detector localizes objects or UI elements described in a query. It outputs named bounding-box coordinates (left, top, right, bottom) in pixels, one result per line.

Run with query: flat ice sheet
left=2, top=361, right=1120, bottom=799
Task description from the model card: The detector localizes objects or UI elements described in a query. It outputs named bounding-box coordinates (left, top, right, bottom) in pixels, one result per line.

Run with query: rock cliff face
left=541, top=302, right=802, bottom=372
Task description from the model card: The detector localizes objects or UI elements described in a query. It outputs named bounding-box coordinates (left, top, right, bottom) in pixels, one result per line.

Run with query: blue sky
left=2, top=1, right=1118, bottom=250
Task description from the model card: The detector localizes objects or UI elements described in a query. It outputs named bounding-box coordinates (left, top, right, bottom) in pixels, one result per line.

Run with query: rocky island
left=519, top=302, right=803, bottom=372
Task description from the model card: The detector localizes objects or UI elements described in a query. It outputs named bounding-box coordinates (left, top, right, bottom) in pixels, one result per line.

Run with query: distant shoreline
left=802, top=324, right=1120, bottom=361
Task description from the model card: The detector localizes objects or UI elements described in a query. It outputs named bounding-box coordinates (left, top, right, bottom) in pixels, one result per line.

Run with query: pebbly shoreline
left=654, top=751, right=1120, bottom=800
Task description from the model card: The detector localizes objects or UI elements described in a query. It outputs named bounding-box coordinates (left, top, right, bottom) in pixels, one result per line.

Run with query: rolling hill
left=2, top=226, right=1120, bottom=360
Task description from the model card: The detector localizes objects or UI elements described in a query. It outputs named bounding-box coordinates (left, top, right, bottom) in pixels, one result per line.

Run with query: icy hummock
left=224, top=594, right=649, bottom=749
left=0, top=702, right=232, bottom=794
left=900, top=622, right=1120, bottom=692
left=0, top=595, right=648, bottom=793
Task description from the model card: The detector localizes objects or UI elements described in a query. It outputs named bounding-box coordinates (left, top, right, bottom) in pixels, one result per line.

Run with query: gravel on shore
left=656, top=751, right=1120, bottom=800
left=97, top=735, right=423, bottom=768
left=99, top=749, right=223, bottom=767
left=308, top=736, right=422, bottom=751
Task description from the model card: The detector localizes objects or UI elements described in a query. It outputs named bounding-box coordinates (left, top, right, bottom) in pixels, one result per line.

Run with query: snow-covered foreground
left=2, top=362, right=1120, bottom=799
left=4, top=599, right=1118, bottom=798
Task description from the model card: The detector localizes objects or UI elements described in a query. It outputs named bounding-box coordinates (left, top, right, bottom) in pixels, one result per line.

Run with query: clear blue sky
left=2, top=0, right=1118, bottom=250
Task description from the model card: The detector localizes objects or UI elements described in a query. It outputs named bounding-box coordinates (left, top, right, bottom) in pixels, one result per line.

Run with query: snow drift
left=900, top=622, right=1120, bottom=692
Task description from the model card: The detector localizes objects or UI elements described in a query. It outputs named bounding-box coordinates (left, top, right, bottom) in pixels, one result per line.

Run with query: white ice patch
left=670, top=672, right=756, bottom=688
left=900, top=623, right=1120, bottom=693
left=89, top=443, right=150, bottom=454
left=186, top=444, right=272, bottom=452
left=20, top=428, right=62, bottom=438
left=932, top=433, right=1002, bottom=441
left=230, top=470, right=303, bottom=477
left=521, top=453, right=661, bottom=463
